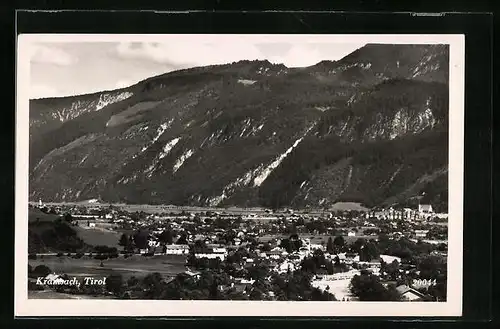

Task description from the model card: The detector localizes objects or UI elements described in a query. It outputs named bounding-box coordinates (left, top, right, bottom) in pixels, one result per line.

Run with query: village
left=28, top=200, right=448, bottom=301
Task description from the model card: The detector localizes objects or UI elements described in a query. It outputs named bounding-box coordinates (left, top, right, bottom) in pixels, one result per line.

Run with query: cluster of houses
left=29, top=200, right=446, bottom=301
left=370, top=204, right=448, bottom=222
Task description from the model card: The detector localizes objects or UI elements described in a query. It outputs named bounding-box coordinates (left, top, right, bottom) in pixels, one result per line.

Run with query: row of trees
left=118, top=231, right=189, bottom=251
left=300, top=249, right=350, bottom=275
left=349, top=271, right=402, bottom=301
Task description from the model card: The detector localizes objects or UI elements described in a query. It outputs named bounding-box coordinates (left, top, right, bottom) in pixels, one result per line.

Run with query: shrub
left=32, top=265, right=52, bottom=277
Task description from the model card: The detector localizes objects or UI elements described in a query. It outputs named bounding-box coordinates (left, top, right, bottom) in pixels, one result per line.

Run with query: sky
left=29, top=37, right=366, bottom=99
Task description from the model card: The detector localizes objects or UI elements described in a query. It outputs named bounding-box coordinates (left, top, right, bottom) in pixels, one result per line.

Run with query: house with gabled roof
left=396, top=285, right=426, bottom=301
left=418, top=204, right=433, bottom=213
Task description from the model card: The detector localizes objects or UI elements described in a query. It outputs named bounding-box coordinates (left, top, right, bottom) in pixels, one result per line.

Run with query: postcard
left=15, top=33, right=464, bottom=317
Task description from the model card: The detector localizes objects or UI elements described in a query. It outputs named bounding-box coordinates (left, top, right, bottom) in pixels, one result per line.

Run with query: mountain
left=29, top=44, right=449, bottom=212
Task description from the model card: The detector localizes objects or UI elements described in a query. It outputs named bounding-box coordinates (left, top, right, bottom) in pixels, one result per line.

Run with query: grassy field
left=28, top=290, right=115, bottom=299
left=28, top=208, right=60, bottom=222
left=328, top=202, right=369, bottom=212
left=73, top=226, right=121, bottom=248
left=311, top=278, right=359, bottom=301
left=29, top=254, right=187, bottom=280
left=29, top=207, right=123, bottom=249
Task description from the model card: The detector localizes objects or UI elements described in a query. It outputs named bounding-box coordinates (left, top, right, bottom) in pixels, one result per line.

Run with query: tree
left=119, top=233, right=129, bottom=248
left=301, top=257, right=317, bottom=273
left=378, top=233, right=390, bottom=249
left=32, top=265, right=52, bottom=277
left=261, top=242, right=272, bottom=252
left=194, top=239, right=207, bottom=251
left=333, top=235, right=345, bottom=252
left=176, top=233, right=188, bottom=245
left=141, top=272, right=165, bottom=299
left=325, top=261, right=334, bottom=275
left=158, top=229, right=174, bottom=245
left=133, top=230, right=150, bottom=250
left=352, top=238, right=366, bottom=254
left=360, top=241, right=380, bottom=262
left=312, top=248, right=326, bottom=266
left=279, top=238, right=292, bottom=253
left=427, top=275, right=447, bottom=301
left=248, top=263, right=270, bottom=281
left=381, top=259, right=400, bottom=281
left=437, top=243, right=447, bottom=252
left=127, top=276, right=139, bottom=288
left=350, top=273, right=402, bottom=301
left=105, top=274, right=124, bottom=296
left=326, top=237, right=334, bottom=253
left=63, top=213, right=73, bottom=223
left=334, top=255, right=340, bottom=265
left=417, top=255, right=446, bottom=279
left=127, top=235, right=135, bottom=251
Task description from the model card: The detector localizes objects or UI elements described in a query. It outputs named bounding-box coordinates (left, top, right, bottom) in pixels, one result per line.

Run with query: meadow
left=73, top=226, right=121, bottom=249
left=29, top=254, right=187, bottom=280
left=28, top=208, right=59, bottom=223
left=28, top=290, right=115, bottom=299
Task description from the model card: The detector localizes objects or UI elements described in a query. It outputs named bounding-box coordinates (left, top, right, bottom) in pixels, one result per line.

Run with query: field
left=29, top=207, right=124, bottom=249
left=28, top=290, right=115, bottom=299
left=29, top=254, right=187, bottom=280
left=73, top=226, right=121, bottom=248
left=328, top=202, right=369, bottom=212
left=311, top=278, right=355, bottom=301
left=28, top=208, right=60, bottom=223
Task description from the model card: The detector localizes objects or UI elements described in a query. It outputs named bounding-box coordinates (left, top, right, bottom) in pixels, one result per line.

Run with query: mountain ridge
left=29, top=44, right=450, bottom=212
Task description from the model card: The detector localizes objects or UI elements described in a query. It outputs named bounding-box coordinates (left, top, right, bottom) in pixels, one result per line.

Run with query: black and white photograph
left=15, top=34, right=464, bottom=317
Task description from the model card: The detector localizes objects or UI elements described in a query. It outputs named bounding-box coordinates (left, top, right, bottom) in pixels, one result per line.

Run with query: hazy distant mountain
left=29, top=44, right=449, bottom=211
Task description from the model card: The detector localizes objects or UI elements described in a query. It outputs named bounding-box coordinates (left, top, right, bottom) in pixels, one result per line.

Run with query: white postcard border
left=15, top=33, right=464, bottom=317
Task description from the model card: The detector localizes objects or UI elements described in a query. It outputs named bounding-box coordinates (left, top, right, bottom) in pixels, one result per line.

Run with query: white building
left=396, top=285, right=426, bottom=301
left=380, top=254, right=401, bottom=264
left=418, top=204, right=433, bottom=214
left=276, top=261, right=296, bottom=273
left=148, top=240, right=161, bottom=248
left=212, top=247, right=227, bottom=254
left=194, top=251, right=226, bottom=260
left=315, top=269, right=361, bottom=281
left=76, top=215, right=98, bottom=219
left=165, top=244, right=189, bottom=255
left=239, top=278, right=255, bottom=284
left=414, top=230, right=429, bottom=238
left=309, top=243, right=324, bottom=251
